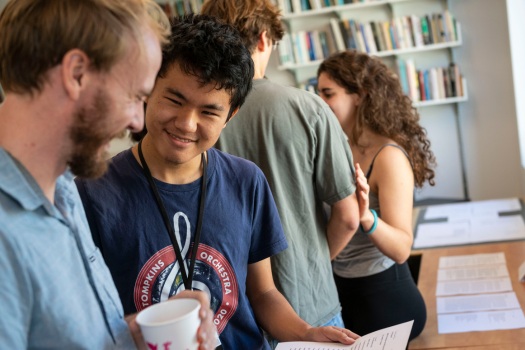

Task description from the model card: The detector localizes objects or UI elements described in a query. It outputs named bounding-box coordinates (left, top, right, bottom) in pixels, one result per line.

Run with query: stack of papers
left=275, top=321, right=413, bottom=350
left=414, top=198, right=525, bottom=249
left=436, top=252, right=525, bottom=334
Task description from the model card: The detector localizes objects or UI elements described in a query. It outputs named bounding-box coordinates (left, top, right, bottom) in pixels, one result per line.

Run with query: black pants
left=334, top=262, right=426, bottom=341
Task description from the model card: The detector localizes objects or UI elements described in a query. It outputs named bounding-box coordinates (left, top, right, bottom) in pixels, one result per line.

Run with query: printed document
left=439, top=253, right=506, bottom=269
left=436, top=277, right=513, bottom=296
left=438, top=309, right=525, bottom=333
left=437, top=265, right=509, bottom=281
left=437, top=292, right=520, bottom=314
left=424, top=198, right=521, bottom=220
left=275, top=321, right=413, bottom=350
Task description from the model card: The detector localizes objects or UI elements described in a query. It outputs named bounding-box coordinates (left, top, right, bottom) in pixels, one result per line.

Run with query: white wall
left=506, top=0, right=525, bottom=194
left=451, top=0, right=523, bottom=200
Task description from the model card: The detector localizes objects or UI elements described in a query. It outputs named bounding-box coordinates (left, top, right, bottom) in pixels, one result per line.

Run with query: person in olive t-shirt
left=201, top=1, right=361, bottom=347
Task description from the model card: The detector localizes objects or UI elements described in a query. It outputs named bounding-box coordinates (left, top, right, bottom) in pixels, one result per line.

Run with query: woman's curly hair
left=318, top=50, right=436, bottom=187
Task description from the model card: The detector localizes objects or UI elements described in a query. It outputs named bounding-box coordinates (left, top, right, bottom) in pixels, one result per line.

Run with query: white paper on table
left=436, top=292, right=521, bottom=314
left=439, top=253, right=506, bottom=269
left=437, top=309, right=525, bottom=334
left=275, top=320, right=413, bottom=350
left=413, top=222, right=470, bottom=249
left=437, top=265, right=509, bottom=281
left=436, top=277, right=513, bottom=296
left=469, top=215, right=525, bottom=243
left=424, top=198, right=521, bottom=220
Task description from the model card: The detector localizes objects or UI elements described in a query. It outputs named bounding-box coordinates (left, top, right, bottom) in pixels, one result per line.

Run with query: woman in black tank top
left=316, top=51, right=436, bottom=342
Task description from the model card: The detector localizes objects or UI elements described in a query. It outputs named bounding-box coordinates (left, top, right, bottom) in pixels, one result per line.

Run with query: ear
left=355, top=90, right=367, bottom=106
left=223, top=107, right=240, bottom=128
left=61, top=49, right=91, bottom=101
left=256, top=31, right=271, bottom=53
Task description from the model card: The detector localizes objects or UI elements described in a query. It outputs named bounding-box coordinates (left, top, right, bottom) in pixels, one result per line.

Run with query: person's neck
left=344, top=121, right=384, bottom=153
left=0, top=94, right=72, bottom=204
left=251, top=52, right=266, bottom=80
left=132, top=134, right=204, bottom=185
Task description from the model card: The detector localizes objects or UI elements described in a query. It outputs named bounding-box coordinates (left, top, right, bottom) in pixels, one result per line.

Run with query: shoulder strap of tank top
left=365, top=143, right=413, bottom=179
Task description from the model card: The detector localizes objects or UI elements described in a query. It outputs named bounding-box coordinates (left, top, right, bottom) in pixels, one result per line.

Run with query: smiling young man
left=75, top=15, right=359, bottom=350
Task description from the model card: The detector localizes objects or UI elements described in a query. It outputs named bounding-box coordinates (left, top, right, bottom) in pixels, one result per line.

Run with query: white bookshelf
left=413, top=78, right=468, bottom=107
left=278, top=24, right=462, bottom=71
left=283, top=0, right=419, bottom=20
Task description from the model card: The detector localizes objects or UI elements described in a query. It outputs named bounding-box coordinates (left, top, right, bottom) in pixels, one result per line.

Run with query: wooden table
left=408, top=241, right=525, bottom=349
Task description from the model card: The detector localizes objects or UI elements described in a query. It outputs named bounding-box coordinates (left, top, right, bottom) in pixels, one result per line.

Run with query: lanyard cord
left=138, top=139, right=207, bottom=291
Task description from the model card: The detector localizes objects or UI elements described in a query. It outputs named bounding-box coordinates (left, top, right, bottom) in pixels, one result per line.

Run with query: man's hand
left=126, top=290, right=217, bottom=350
left=302, top=326, right=360, bottom=345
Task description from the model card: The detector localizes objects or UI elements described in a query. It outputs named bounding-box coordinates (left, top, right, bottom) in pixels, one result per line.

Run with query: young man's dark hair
left=131, top=14, right=253, bottom=141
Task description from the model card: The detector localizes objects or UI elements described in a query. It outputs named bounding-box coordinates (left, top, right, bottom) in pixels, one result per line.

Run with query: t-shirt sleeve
left=314, top=104, right=356, bottom=206
left=75, top=178, right=103, bottom=254
left=0, top=229, right=31, bottom=349
left=247, top=170, right=288, bottom=264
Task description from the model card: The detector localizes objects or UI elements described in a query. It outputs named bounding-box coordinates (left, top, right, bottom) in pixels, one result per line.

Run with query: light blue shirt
left=0, top=147, right=136, bottom=349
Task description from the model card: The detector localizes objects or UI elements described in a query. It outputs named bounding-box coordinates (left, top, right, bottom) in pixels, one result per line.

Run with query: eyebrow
left=165, top=87, right=225, bottom=112
left=320, top=88, right=333, bottom=93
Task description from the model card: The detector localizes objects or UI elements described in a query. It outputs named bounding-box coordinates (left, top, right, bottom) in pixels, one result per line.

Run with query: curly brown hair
left=318, top=50, right=436, bottom=187
left=201, top=0, right=284, bottom=53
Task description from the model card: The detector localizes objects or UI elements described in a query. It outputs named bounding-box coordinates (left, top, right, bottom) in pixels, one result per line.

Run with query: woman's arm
left=360, top=146, right=414, bottom=264
left=246, top=258, right=359, bottom=343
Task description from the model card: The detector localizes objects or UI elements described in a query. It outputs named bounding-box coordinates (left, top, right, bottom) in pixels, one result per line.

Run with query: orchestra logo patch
left=134, top=244, right=238, bottom=333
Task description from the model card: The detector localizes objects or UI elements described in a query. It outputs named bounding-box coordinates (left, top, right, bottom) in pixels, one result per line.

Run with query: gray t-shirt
left=216, top=79, right=356, bottom=327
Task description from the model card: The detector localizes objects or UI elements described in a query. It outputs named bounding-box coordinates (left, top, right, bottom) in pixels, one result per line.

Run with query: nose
left=127, top=102, right=145, bottom=133
left=174, top=108, right=198, bottom=134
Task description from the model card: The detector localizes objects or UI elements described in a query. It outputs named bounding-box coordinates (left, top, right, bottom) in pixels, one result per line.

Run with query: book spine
left=298, top=31, right=311, bottom=63
left=292, top=0, right=302, bottom=13
left=365, top=23, right=378, bottom=53
left=397, top=59, right=410, bottom=95
left=449, top=64, right=457, bottom=97
left=330, top=18, right=346, bottom=51
left=371, top=22, right=383, bottom=51
left=344, top=20, right=356, bottom=50
left=339, top=21, right=350, bottom=49
left=360, top=23, right=370, bottom=53
left=425, top=15, right=434, bottom=45
left=306, top=32, right=316, bottom=61
left=293, top=34, right=303, bottom=64
left=421, top=17, right=430, bottom=45
left=382, top=22, right=393, bottom=51
left=454, top=65, right=462, bottom=97
left=349, top=20, right=359, bottom=50
left=412, top=15, right=424, bottom=47
left=394, top=18, right=405, bottom=49
left=319, top=32, right=330, bottom=58
left=406, top=59, right=417, bottom=101
left=390, top=22, right=398, bottom=50
left=418, top=71, right=426, bottom=101
left=402, top=16, right=414, bottom=48
left=429, top=68, right=439, bottom=99
left=438, top=14, right=446, bottom=42
left=278, top=34, right=290, bottom=65
left=312, top=30, right=324, bottom=60
left=444, top=10, right=456, bottom=42
left=424, top=71, right=431, bottom=100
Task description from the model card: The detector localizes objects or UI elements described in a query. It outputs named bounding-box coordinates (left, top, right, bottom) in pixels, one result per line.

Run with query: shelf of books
left=280, top=0, right=417, bottom=20
left=278, top=11, right=461, bottom=71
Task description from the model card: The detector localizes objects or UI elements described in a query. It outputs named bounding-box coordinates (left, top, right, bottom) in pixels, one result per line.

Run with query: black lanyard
left=138, top=139, right=207, bottom=291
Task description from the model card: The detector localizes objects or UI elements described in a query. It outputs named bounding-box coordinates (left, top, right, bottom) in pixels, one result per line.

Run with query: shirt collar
left=0, top=146, right=67, bottom=217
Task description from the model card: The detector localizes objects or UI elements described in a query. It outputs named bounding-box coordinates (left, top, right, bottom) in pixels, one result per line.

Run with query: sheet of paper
left=437, top=265, right=509, bottom=281
left=413, top=222, right=470, bottom=249
left=437, top=309, right=525, bottom=333
left=470, top=215, right=525, bottom=243
left=437, top=292, right=521, bottom=314
left=436, top=277, right=513, bottom=296
left=275, top=321, right=413, bottom=350
left=439, top=253, right=506, bottom=269
left=425, top=198, right=521, bottom=220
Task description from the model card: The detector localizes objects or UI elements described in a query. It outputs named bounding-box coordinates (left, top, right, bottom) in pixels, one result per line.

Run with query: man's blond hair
left=0, top=0, right=170, bottom=94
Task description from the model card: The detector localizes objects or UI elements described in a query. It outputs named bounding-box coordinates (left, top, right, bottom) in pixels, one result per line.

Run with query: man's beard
left=68, top=91, right=115, bottom=179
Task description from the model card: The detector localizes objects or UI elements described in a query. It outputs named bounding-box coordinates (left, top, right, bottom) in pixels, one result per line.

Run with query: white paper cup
left=136, top=298, right=201, bottom=350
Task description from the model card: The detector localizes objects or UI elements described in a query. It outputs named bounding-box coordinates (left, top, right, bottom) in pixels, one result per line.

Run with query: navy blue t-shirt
left=75, top=147, right=288, bottom=350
